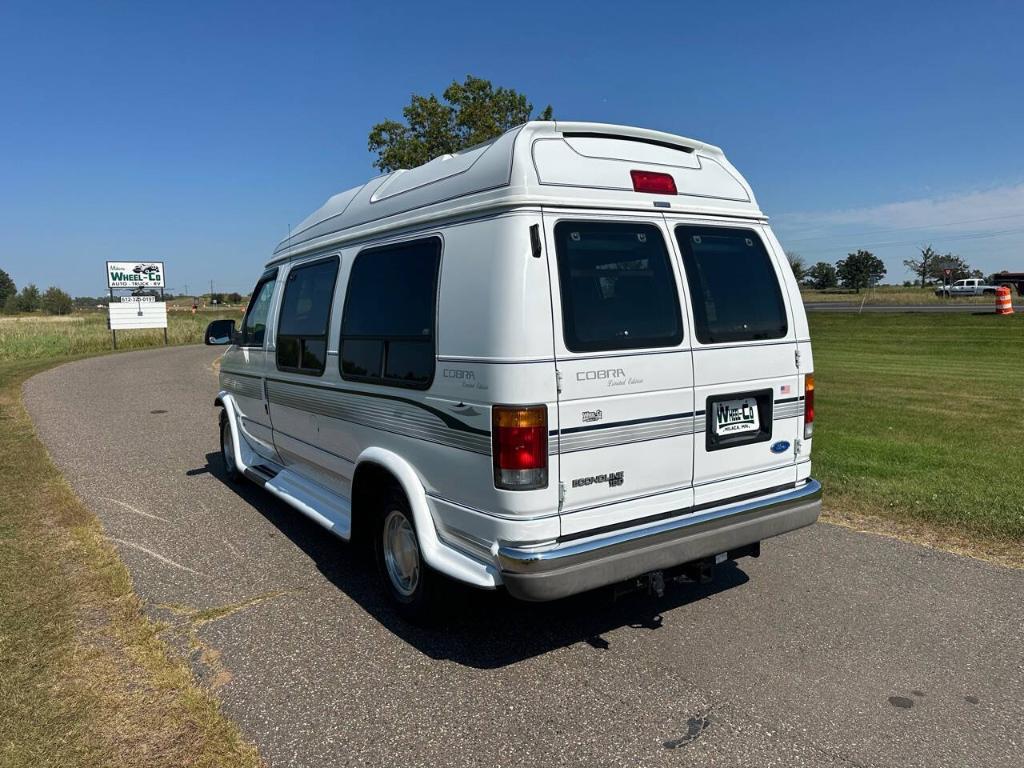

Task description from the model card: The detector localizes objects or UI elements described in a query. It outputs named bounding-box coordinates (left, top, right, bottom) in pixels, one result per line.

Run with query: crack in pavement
left=107, top=536, right=206, bottom=576
left=100, top=496, right=174, bottom=524
left=156, top=589, right=296, bottom=628
left=155, top=590, right=298, bottom=690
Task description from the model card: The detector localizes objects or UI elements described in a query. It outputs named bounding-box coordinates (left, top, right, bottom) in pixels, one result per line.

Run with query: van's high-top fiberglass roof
left=272, top=121, right=762, bottom=263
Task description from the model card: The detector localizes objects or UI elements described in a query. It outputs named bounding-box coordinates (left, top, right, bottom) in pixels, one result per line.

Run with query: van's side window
left=553, top=221, right=683, bottom=353
left=674, top=226, right=788, bottom=344
left=340, top=237, right=441, bottom=389
left=239, top=270, right=277, bottom=347
left=276, top=256, right=339, bottom=375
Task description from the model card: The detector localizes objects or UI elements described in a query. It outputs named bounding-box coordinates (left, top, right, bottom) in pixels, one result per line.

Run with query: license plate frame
left=705, top=389, right=773, bottom=451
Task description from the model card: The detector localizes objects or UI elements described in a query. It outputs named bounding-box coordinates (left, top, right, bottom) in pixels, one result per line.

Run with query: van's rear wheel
left=219, top=411, right=242, bottom=483
left=375, top=490, right=438, bottom=623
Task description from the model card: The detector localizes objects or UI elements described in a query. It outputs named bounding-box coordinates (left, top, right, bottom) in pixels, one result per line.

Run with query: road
left=25, top=346, right=1024, bottom=768
left=804, top=301, right=1023, bottom=313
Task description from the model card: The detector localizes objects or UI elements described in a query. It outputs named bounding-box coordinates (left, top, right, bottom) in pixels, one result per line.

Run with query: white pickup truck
left=935, top=278, right=998, bottom=297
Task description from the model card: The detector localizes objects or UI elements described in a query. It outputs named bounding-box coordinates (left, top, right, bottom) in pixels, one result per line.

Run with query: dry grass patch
left=822, top=506, right=1024, bottom=571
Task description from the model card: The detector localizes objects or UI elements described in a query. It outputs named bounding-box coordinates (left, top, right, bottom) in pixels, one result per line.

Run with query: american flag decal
left=780, top=384, right=792, bottom=395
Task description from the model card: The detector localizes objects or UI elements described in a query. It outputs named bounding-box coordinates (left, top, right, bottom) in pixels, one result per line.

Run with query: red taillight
left=492, top=405, right=548, bottom=490
left=630, top=169, right=677, bottom=195
left=804, top=374, right=815, bottom=439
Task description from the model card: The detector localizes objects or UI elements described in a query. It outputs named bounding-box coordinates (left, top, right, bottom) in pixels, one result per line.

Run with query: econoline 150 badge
left=770, top=440, right=791, bottom=454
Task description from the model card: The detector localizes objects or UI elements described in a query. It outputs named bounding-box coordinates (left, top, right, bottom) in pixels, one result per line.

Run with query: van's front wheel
left=375, top=491, right=438, bottom=623
left=219, top=411, right=242, bottom=483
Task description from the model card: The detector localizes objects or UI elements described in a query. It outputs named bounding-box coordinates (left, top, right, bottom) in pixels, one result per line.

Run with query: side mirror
left=204, top=319, right=236, bottom=346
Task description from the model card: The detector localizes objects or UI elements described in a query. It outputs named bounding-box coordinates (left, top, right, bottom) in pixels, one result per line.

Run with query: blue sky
left=2, top=0, right=1022, bottom=296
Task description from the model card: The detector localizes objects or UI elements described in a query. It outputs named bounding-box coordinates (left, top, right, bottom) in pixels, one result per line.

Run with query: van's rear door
left=667, top=221, right=801, bottom=507
left=544, top=212, right=695, bottom=539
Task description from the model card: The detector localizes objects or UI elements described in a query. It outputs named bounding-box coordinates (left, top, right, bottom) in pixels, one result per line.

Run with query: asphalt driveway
left=24, top=346, right=1024, bottom=767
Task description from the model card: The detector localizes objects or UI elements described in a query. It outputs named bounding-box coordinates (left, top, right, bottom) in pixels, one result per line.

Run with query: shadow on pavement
left=198, top=451, right=751, bottom=670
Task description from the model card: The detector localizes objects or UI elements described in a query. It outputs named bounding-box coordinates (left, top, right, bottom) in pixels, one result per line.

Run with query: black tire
left=374, top=488, right=440, bottom=623
left=219, top=411, right=243, bottom=483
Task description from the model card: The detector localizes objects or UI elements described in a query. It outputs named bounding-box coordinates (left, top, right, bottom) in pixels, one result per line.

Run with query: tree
left=41, top=286, right=73, bottom=315
left=0, top=268, right=15, bottom=308
left=227, top=292, right=243, bottom=304
left=368, top=75, right=553, bottom=172
left=837, top=250, right=886, bottom=292
left=2, top=293, right=19, bottom=314
left=903, top=245, right=938, bottom=288
left=73, top=295, right=104, bottom=309
left=925, top=253, right=972, bottom=284
left=786, top=251, right=807, bottom=283
left=806, top=261, right=838, bottom=290
left=16, top=283, right=40, bottom=312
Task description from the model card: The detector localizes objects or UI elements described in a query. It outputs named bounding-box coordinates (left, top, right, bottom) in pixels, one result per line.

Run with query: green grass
left=809, top=312, right=1024, bottom=544
left=0, top=309, right=241, bottom=361
left=0, top=351, right=261, bottom=766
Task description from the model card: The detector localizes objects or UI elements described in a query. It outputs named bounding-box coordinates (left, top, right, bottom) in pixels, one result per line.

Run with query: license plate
left=713, top=397, right=760, bottom=435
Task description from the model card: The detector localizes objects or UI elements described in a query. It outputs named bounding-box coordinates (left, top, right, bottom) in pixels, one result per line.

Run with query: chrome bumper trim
left=497, top=479, right=822, bottom=601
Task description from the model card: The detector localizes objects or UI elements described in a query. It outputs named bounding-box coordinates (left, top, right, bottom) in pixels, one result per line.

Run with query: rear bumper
left=497, top=479, right=822, bottom=601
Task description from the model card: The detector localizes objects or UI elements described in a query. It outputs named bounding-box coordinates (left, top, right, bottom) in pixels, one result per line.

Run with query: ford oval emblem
left=770, top=440, right=791, bottom=454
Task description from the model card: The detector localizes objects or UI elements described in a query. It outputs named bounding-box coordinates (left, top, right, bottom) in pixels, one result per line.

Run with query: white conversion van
left=206, top=121, right=821, bottom=619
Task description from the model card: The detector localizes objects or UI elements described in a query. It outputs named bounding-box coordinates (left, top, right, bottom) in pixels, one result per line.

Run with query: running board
left=247, top=466, right=352, bottom=540
left=244, top=464, right=279, bottom=486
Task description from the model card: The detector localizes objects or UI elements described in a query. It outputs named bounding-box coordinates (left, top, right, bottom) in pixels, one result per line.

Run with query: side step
left=246, top=465, right=351, bottom=540
left=244, top=464, right=280, bottom=486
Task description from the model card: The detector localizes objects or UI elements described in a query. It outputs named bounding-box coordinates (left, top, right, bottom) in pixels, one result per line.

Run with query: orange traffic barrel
left=995, top=286, right=1014, bottom=315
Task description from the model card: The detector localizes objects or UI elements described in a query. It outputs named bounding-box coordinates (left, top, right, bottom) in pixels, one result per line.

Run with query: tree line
left=0, top=268, right=253, bottom=316
left=786, top=250, right=886, bottom=293
left=0, top=269, right=74, bottom=315
left=788, top=245, right=992, bottom=292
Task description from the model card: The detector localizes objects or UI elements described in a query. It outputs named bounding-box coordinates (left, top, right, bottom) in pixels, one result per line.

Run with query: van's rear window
left=554, top=221, right=683, bottom=352
left=674, top=226, right=788, bottom=344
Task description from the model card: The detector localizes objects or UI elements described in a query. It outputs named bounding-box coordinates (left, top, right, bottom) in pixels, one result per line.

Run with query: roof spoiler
left=551, top=121, right=723, bottom=156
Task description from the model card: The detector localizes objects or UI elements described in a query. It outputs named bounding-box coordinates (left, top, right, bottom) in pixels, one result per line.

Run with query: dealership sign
left=106, top=261, right=165, bottom=288
left=108, top=301, right=168, bottom=330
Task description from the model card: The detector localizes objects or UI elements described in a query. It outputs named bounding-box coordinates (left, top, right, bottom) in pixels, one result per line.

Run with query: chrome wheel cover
left=382, top=509, right=420, bottom=597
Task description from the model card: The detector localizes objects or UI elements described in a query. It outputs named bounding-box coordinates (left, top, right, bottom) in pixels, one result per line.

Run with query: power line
left=786, top=226, right=1024, bottom=256
left=779, top=211, right=1024, bottom=244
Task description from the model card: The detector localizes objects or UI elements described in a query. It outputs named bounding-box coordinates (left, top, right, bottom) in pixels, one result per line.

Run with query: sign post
left=105, top=262, right=168, bottom=348
left=934, top=257, right=958, bottom=289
